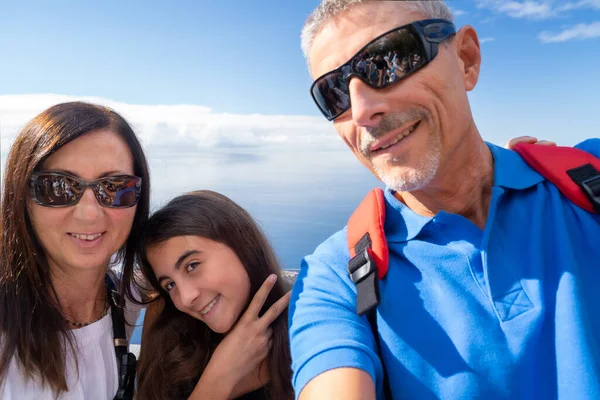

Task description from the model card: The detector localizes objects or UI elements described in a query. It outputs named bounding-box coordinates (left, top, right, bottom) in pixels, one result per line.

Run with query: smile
left=371, top=121, right=420, bottom=152
left=68, top=232, right=104, bottom=241
left=199, top=295, right=220, bottom=315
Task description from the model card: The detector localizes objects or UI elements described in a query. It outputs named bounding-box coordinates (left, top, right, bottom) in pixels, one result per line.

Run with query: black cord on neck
left=105, top=274, right=137, bottom=400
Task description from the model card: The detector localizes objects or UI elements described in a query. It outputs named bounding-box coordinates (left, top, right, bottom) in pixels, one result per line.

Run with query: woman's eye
left=186, top=262, right=200, bottom=273
left=164, top=281, right=175, bottom=292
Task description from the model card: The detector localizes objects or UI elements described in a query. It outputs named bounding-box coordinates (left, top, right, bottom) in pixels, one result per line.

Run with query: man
left=288, top=1, right=600, bottom=399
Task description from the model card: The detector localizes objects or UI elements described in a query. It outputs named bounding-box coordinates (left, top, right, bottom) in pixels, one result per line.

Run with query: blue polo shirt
left=289, top=140, right=600, bottom=400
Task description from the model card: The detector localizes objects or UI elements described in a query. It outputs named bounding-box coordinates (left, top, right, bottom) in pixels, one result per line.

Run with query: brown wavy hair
left=130, top=190, right=293, bottom=400
left=0, top=102, right=150, bottom=394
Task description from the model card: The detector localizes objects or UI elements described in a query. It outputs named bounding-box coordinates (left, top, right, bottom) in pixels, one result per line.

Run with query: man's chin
left=377, top=167, right=435, bottom=193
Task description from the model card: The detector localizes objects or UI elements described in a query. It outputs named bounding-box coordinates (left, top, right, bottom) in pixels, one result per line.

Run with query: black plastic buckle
left=580, top=174, right=600, bottom=211
left=349, top=248, right=376, bottom=284
left=348, top=248, right=381, bottom=316
left=114, top=353, right=137, bottom=400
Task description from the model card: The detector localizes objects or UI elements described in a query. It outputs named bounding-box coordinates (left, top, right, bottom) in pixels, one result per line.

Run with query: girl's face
left=148, top=236, right=251, bottom=334
left=28, top=129, right=137, bottom=276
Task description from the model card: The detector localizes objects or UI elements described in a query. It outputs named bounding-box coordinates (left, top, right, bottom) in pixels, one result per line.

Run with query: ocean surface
left=1, top=137, right=381, bottom=345
left=132, top=148, right=382, bottom=343
left=145, top=148, right=381, bottom=269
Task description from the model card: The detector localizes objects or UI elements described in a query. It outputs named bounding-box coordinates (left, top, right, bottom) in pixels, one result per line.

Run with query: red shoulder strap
left=514, top=143, right=600, bottom=213
left=347, top=188, right=389, bottom=279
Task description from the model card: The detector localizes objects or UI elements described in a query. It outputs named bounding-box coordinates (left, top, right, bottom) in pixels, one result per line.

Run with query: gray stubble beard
left=360, top=108, right=441, bottom=192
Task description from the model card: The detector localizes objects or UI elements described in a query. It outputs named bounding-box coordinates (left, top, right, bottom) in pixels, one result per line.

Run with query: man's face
left=309, top=2, right=479, bottom=192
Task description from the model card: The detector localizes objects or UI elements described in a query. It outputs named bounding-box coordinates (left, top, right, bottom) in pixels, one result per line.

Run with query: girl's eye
left=164, top=281, right=175, bottom=292
left=186, top=262, right=200, bottom=273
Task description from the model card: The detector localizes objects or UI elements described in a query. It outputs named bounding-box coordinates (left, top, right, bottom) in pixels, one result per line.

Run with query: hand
left=194, top=274, right=291, bottom=398
left=506, top=136, right=557, bottom=149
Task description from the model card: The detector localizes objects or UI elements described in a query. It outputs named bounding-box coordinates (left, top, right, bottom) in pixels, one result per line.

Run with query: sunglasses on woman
left=310, top=18, right=456, bottom=121
left=29, top=171, right=142, bottom=208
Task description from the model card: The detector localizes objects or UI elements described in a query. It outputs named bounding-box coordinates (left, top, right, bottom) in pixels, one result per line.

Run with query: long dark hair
left=0, top=102, right=151, bottom=393
left=132, top=190, right=293, bottom=400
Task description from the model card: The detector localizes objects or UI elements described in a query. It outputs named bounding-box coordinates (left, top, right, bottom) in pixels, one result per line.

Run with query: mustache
left=360, top=109, right=430, bottom=155
left=366, top=109, right=430, bottom=139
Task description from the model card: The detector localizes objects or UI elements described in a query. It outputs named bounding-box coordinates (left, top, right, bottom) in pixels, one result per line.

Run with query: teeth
left=200, top=296, right=220, bottom=315
left=70, top=233, right=102, bottom=241
left=379, top=124, right=417, bottom=150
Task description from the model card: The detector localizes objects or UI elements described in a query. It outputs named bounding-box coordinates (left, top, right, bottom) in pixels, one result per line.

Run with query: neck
left=50, top=262, right=108, bottom=327
left=397, top=133, right=494, bottom=230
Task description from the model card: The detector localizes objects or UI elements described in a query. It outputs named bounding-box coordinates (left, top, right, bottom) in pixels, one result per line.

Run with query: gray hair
left=301, top=0, right=454, bottom=61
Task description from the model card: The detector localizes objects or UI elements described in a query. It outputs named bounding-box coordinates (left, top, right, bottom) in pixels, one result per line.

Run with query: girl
left=131, top=190, right=293, bottom=400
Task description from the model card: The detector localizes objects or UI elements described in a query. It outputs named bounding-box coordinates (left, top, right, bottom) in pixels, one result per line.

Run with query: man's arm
left=288, top=231, right=383, bottom=400
left=299, top=368, right=375, bottom=400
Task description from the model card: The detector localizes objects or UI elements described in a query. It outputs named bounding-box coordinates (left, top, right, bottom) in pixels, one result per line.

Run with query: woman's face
left=28, top=129, right=137, bottom=275
left=147, top=236, right=251, bottom=334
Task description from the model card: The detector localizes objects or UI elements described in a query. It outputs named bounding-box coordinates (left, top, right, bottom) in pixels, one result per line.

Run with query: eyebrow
left=45, top=168, right=131, bottom=179
left=157, top=249, right=201, bottom=284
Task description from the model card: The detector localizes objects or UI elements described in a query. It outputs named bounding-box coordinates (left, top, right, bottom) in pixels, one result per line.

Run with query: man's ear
left=454, top=25, right=481, bottom=92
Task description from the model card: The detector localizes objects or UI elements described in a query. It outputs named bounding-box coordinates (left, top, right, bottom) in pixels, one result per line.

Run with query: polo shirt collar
left=383, top=188, right=432, bottom=243
left=383, top=142, right=545, bottom=243
left=488, top=142, right=544, bottom=190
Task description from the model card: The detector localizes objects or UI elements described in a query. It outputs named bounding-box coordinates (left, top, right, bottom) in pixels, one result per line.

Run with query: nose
left=347, top=78, right=390, bottom=127
left=72, top=188, right=103, bottom=221
left=177, top=280, right=201, bottom=309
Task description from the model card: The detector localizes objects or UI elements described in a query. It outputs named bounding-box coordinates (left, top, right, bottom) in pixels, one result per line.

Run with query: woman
left=129, top=191, right=293, bottom=400
left=0, top=102, right=151, bottom=399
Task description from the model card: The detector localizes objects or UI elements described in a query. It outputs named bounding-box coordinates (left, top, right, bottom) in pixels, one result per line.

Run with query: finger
left=243, top=274, right=278, bottom=320
left=506, top=136, right=538, bottom=149
left=259, top=290, right=292, bottom=327
left=536, top=140, right=557, bottom=146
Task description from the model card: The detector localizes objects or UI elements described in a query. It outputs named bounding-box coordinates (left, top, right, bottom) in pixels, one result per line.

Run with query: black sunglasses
left=29, top=171, right=142, bottom=208
left=310, top=19, right=456, bottom=121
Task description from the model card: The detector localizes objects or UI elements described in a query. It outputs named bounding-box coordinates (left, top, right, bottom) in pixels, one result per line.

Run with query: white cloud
left=450, top=8, right=467, bottom=17
left=479, top=37, right=496, bottom=43
left=558, top=0, right=600, bottom=12
left=0, top=94, right=341, bottom=157
left=477, top=0, right=556, bottom=19
left=477, top=0, right=600, bottom=19
left=539, top=21, right=600, bottom=42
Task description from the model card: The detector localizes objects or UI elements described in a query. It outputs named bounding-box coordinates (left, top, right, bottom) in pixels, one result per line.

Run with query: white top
left=0, top=293, right=141, bottom=400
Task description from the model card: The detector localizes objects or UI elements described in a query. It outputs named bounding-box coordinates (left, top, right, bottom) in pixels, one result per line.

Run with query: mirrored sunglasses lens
left=32, top=175, right=81, bottom=206
left=358, top=27, right=426, bottom=87
left=96, top=177, right=140, bottom=207
left=313, top=72, right=350, bottom=119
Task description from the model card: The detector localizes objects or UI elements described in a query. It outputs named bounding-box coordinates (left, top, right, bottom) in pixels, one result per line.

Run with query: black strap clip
left=115, top=353, right=137, bottom=400
left=567, top=163, right=600, bottom=213
left=348, top=246, right=381, bottom=316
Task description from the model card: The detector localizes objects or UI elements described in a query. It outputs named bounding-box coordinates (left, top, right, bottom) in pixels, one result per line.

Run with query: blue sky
left=1, top=0, right=599, bottom=126
left=1, top=0, right=599, bottom=270
left=0, top=0, right=317, bottom=115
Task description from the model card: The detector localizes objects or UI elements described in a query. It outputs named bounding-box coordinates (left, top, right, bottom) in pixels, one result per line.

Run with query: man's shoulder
left=302, top=228, right=352, bottom=276
left=575, top=138, right=600, bottom=157
left=312, top=228, right=349, bottom=258
left=291, top=228, right=353, bottom=296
